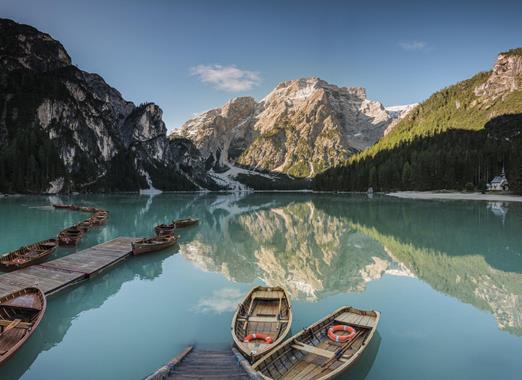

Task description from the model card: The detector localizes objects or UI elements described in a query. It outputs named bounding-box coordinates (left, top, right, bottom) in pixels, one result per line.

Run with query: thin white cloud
left=191, top=64, right=261, bottom=92
left=193, top=288, right=242, bottom=314
left=399, top=40, right=427, bottom=51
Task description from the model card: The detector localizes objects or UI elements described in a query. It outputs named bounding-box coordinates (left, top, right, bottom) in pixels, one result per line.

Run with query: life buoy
left=327, top=325, right=356, bottom=343
left=244, top=333, right=273, bottom=344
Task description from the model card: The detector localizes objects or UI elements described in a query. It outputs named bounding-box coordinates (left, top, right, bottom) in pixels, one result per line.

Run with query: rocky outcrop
left=173, top=77, right=415, bottom=177
left=474, top=49, right=522, bottom=102
left=0, top=18, right=216, bottom=193
left=171, top=97, right=257, bottom=169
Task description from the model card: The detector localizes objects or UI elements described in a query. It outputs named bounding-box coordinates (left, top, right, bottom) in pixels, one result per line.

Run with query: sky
left=2, top=0, right=522, bottom=132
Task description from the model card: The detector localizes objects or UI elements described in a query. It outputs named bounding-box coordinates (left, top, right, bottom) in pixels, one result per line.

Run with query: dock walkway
left=0, top=237, right=136, bottom=298
left=145, top=346, right=261, bottom=380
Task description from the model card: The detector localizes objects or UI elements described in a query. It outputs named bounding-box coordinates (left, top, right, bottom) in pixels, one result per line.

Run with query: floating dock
left=145, top=346, right=261, bottom=380
left=0, top=237, right=136, bottom=298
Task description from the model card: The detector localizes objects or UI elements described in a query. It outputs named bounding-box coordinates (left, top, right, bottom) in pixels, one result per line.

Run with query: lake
left=0, top=193, right=521, bottom=380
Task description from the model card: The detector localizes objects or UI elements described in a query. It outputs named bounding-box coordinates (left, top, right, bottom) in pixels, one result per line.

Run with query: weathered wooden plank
left=0, top=237, right=136, bottom=298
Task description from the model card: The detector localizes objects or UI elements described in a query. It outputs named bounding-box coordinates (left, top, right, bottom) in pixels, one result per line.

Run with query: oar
left=321, top=329, right=366, bottom=368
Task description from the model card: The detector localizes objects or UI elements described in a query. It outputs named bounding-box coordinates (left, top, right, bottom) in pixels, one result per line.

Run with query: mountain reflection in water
left=178, top=193, right=522, bottom=335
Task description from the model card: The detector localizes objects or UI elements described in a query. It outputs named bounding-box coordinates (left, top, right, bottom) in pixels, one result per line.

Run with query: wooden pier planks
left=145, top=346, right=262, bottom=380
left=0, top=237, right=137, bottom=298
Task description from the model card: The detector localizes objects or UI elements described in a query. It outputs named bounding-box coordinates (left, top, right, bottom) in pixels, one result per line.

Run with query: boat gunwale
left=0, top=239, right=58, bottom=270
left=0, top=287, right=47, bottom=365
left=231, top=285, right=293, bottom=363
left=251, top=305, right=380, bottom=380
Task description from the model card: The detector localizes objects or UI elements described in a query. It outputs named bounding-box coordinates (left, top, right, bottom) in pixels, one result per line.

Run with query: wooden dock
left=0, top=237, right=136, bottom=298
left=145, top=346, right=261, bottom=380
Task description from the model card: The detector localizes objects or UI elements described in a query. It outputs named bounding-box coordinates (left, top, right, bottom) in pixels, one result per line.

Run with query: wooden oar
left=321, top=328, right=366, bottom=368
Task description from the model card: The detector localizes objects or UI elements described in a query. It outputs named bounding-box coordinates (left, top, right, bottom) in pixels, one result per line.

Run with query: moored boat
left=0, top=239, right=58, bottom=271
left=0, top=287, right=46, bottom=365
left=79, top=206, right=97, bottom=213
left=52, top=204, right=71, bottom=209
left=68, top=204, right=81, bottom=211
left=154, top=223, right=176, bottom=236
left=232, top=286, right=292, bottom=363
left=252, top=306, right=380, bottom=380
left=75, top=219, right=92, bottom=233
left=58, top=226, right=83, bottom=246
left=173, top=218, right=199, bottom=228
left=90, top=211, right=109, bottom=225
left=132, top=235, right=179, bottom=256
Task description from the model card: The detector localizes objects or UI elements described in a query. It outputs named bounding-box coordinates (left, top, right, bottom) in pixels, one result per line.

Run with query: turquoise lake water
left=0, top=193, right=521, bottom=380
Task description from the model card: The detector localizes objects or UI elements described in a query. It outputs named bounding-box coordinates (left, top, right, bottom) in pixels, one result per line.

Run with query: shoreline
left=387, top=191, right=522, bottom=203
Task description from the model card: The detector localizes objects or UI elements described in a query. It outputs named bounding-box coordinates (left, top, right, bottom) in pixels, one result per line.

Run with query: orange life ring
left=244, top=333, right=273, bottom=344
left=327, top=325, right=356, bottom=343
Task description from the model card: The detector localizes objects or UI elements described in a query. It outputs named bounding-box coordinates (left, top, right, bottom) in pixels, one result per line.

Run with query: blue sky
left=2, top=0, right=522, bottom=131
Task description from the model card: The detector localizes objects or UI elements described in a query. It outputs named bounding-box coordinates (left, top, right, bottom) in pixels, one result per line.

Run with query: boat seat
left=334, top=313, right=375, bottom=329
left=4, top=319, right=21, bottom=332
left=245, top=316, right=279, bottom=323
left=0, top=319, right=32, bottom=330
left=291, top=342, right=335, bottom=359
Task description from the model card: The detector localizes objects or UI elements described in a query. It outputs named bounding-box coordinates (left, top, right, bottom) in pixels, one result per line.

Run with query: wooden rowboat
left=0, top=239, right=57, bottom=271
left=75, top=219, right=92, bottom=233
left=173, top=218, right=199, bottom=228
left=154, top=223, right=176, bottom=236
left=132, top=235, right=179, bottom=256
left=232, top=286, right=292, bottom=363
left=68, top=205, right=80, bottom=211
left=90, top=211, right=109, bottom=226
left=79, top=206, right=97, bottom=213
left=252, top=306, right=380, bottom=380
left=58, top=226, right=83, bottom=246
left=0, top=287, right=46, bottom=365
left=52, top=204, right=71, bottom=209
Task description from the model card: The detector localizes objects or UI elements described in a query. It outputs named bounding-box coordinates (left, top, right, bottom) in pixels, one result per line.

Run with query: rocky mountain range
left=315, top=48, right=522, bottom=193
left=0, top=18, right=218, bottom=193
left=172, top=77, right=416, bottom=178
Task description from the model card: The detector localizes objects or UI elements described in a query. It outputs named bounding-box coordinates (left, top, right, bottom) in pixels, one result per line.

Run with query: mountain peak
left=0, top=18, right=71, bottom=72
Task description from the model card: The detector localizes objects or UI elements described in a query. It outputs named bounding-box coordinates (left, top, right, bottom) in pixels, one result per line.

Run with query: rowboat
left=52, top=204, right=70, bottom=209
left=0, top=287, right=46, bottom=365
left=68, top=205, right=80, bottom=211
left=132, top=235, right=179, bottom=256
left=58, top=226, right=83, bottom=246
left=75, top=219, right=92, bottom=233
left=232, top=286, right=292, bottom=363
left=79, top=206, right=97, bottom=213
left=90, top=211, right=109, bottom=226
left=252, top=306, right=380, bottom=380
left=173, top=218, right=199, bottom=228
left=0, top=239, right=57, bottom=271
left=154, top=223, right=176, bottom=236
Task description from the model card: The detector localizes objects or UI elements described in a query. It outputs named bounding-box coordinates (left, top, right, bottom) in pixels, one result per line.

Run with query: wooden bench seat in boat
left=291, top=342, right=336, bottom=359
left=237, top=315, right=282, bottom=323
left=250, top=290, right=284, bottom=300
left=0, top=319, right=33, bottom=329
left=334, top=312, right=377, bottom=329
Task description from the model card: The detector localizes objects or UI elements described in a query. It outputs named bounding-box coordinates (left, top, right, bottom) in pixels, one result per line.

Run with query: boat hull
left=252, top=306, right=380, bottom=380
left=232, top=286, right=292, bottom=363
left=0, top=240, right=58, bottom=271
left=0, top=287, right=46, bottom=365
left=173, top=218, right=198, bottom=228
left=132, top=235, right=179, bottom=256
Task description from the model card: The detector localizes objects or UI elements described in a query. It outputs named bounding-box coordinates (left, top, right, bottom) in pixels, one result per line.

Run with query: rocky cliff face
left=474, top=49, right=522, bottom=102
left=0, top=18, right=216, bottom=193
left=173, top=77, right=415, bottom=177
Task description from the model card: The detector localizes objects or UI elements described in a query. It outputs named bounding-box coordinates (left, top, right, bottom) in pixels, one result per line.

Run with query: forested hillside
left=314, top=49, right=522, bottom=194
left=314, top=114, right=522, bottom=193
